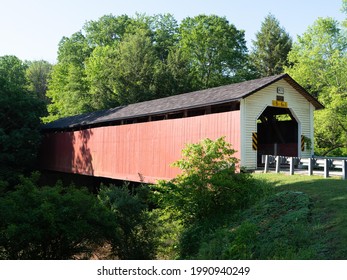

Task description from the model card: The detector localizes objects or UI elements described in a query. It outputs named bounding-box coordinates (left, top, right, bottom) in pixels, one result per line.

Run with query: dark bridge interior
left=257, top=106, right=298, bottom=164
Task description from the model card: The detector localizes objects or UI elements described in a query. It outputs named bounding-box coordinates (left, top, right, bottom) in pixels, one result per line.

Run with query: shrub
left=154, top=137, right=266, bottom=223
left=0, top=173, right=116, bottom=259
left=98, top=183, right=157, bottom=259
left=152, top=208, right=183, bottom=260
left=152, top=137, right=271, bottom=258
left=197, top=222, right=257, bottom=260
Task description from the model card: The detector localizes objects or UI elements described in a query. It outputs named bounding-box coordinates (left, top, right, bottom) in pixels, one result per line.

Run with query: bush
left=0, top=173, right=116, bottom=259
left=152, top=208, right=183, bottom=260
left=98, top=183, right=158, bottom=259
left=152, top=137, right=271, bottom=258
left=154, top=137, right=267, bottom=223
left=197, top=222, right=257, bottom=260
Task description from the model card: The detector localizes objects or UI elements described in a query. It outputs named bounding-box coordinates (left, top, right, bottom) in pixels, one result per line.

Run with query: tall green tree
left=113, top=29, right=160, bottom=104
left=154, top=47, right=193, bottom=97
left=150, top=14, right=179, bottom=61
left=85, top=45, right=119, bottom=110
left=46, top=32, right=92, bottom=121
left=285, top=17, right=347, bottom=155
left=0, top=56, right=45, bottom=183
left=26, top=60, right=52, bottom=103
left=46, top=13, right=252, bottom=121
left=250, top=14, right=292, bottom=77
left=83, top=14, right=133, bottom=46
left=86, top=29, right=160, bottom=107
left=178, top=15, right=249, bottom=89
left=0, top=56, right=28, bottom=93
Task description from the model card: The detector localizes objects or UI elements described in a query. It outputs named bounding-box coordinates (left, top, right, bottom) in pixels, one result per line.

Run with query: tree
left=154, top=137, right=262, bottom=223
left=113, top=29, right=159, bottom=104
left=0, top=55, right=28, bottom=93
left=285, top=17, right=347, bottom=155
left=86, top=29, right=161, bottom=107
left=250, top=14, right=292, bottom=77
left=178, top=15, right=249, bottom=89
left=0, top=173, right=116, bottom=260
left=26, top=60, right=52, bottom=103
left=153, top=137, right=269, bottom=258
left=46, top=32, right=93, bottom=121
left=0, top=56, right=45, bottom=184
left=150, top=14, right=179, bottom=61
left=46, top=13, right=251, bottom=121
left=98, top=184, right=157, bottom=260
left=85, top=45, right=120, bottom=110
left=83, top=14, right=133, bottom=46
left=153, top=47, right=193, bottom=97
left=46, top=62, right=91, bottom=122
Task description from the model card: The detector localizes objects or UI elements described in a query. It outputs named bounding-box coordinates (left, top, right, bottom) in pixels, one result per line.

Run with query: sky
left=0, top=0, right=345, bottom=63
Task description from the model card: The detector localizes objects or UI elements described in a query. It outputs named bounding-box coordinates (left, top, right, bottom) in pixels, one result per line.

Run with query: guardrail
left=262, top=155, right=347, bottom=180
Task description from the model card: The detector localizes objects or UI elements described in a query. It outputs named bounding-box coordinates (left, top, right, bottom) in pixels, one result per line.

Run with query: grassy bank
left=253, top=173, right=347, bottom=259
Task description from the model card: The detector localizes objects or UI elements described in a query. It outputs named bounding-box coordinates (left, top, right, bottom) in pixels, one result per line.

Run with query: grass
left=253, top=173, right=347, bottom=259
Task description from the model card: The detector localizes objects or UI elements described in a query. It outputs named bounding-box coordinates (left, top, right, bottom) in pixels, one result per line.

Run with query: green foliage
left=151, top=208, right=183, bottom=260
left=25, top=60, right=52, bottom=103
left=0, top=55, right=28, bottom=93
left=178, top=15, right=249, bottom=88
left=45, top=32, right=93, bottom=121
left=113, top=29, right=159, bottom=104
left=46, top=14, right=254, bottom=121
left=0, top=173, right=116, bottom=260
left=197, top=222, right=257, bottom=260
left=45, top=62, right=91, bottom=122
left=285, top=17, right=347, bottom=155
left=196, top=191, right=318, bottom=260
left=84, top=14, right=133, bottom=46
left=152, top=137, right=271, bottom=258
left=0, top=56, right=46, bottom=184
left=98, top=184, right=157, bottom=259
left=155, top=137, right=264, bottom=223
left=250, top=14, right=292, bottom=77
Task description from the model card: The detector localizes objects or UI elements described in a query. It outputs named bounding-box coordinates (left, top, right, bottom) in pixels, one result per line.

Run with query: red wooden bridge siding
left=40, top=110, right=241, bottom=184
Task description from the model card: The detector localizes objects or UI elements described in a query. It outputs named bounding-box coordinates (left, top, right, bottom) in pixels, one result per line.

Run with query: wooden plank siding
left=39, top=110, right=241, bottom=184
left=240, top=80, right=314, bottom=169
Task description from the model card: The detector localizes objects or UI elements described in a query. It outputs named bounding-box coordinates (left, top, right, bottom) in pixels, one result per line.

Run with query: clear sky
left=0, top=0, right=345, bottom=63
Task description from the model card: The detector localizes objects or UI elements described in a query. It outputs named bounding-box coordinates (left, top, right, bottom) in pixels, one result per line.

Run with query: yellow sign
left=272, top=100, right=288, bottom=108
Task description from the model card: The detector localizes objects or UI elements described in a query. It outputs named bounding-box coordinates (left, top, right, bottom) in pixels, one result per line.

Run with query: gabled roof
left=43, top=73, right=324, bottom=131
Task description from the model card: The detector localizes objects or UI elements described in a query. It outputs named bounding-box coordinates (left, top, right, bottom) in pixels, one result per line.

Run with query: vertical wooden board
left=41, top=110, right=241, bottom=183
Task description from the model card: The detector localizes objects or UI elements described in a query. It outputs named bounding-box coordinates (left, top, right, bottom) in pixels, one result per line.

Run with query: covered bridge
left=39, top=73, right=324, bottom=183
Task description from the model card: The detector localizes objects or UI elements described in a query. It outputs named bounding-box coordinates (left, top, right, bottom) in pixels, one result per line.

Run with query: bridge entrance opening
left=257, top=106, right=298, bottom=164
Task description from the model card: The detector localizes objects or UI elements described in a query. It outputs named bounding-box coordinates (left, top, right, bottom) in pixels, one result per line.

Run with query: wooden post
left=289, top=157, right=294, bottom=175
left=275, top=156, right=280, bottom=173
left=324, top=158, right=329, bottom=178
left=342, top=160, right=347, bottom=180
left=264, top=155, right=269, bottom=173
left=308, top=157, right=313, bottom=176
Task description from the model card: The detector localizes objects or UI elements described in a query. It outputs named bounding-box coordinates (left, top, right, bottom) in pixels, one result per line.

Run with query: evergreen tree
left=250, top=14, right=292, bottom=77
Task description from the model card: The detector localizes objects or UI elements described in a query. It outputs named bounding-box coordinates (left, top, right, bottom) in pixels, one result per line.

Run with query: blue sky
left=0, top=0, right=345, bottom=63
